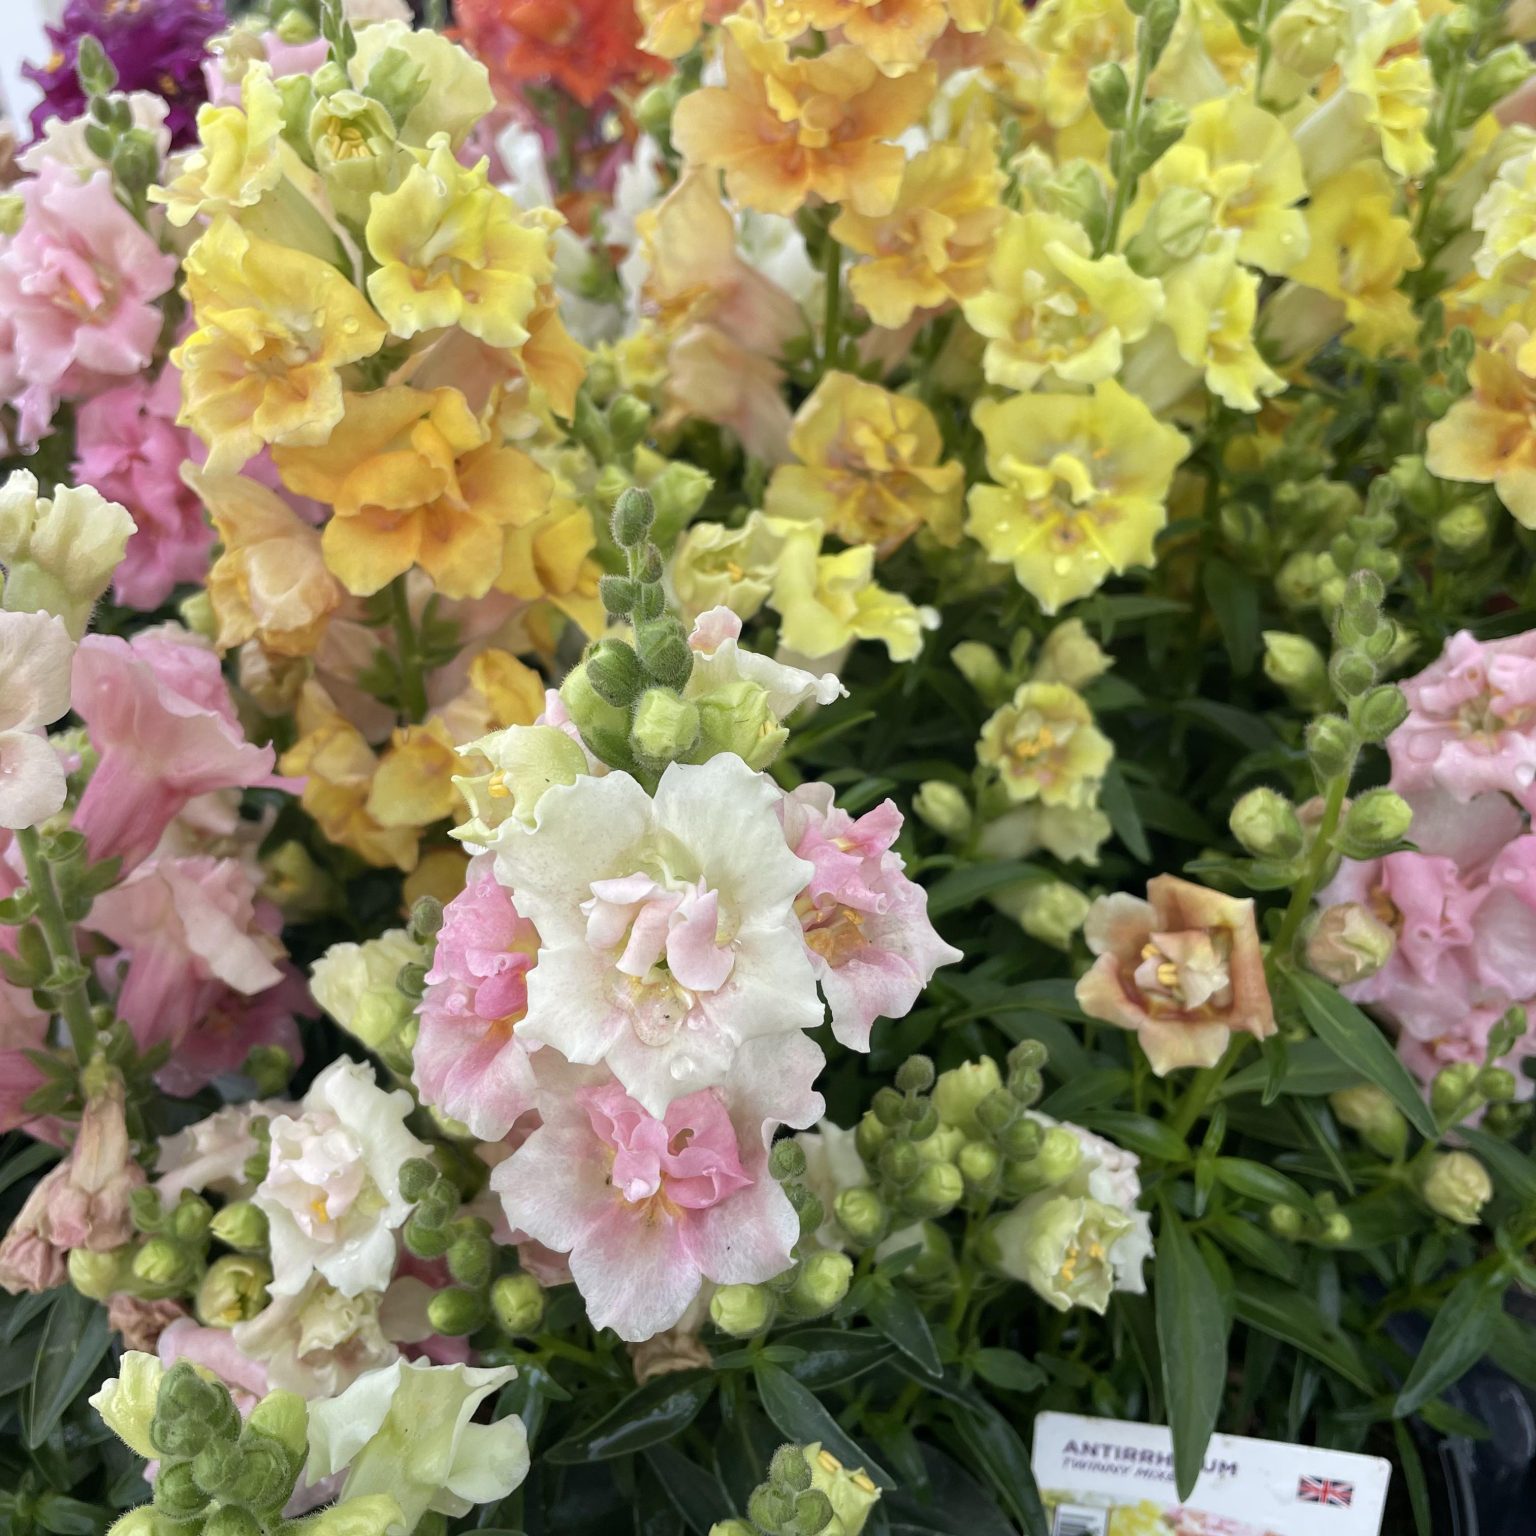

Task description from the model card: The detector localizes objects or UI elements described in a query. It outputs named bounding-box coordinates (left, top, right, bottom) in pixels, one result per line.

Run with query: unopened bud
left=491, top=1272, right=546, bottom=1336
left=854, top=1110, right=889, bottom=1163
left=154, top=1460, right=209, bottom=1520
left=1421, top=1151, right=1492, bottom=1225
left=586, top=639, right=645, bottom=708
left=196, top=1255, right=272, bottom=1328
left=1435, top=501, right=1491, bottom=555
left=1430, top=1061, right=1481, bottom=1125
left=769, top=1139, right=808, bottom=1181
left=631, top=687, right=700, bottom=767
left=1088, top=61, right=1130, bottom=126
left=1319, top=1211, right=1352, bottom=1244
left=895, top=1055, right=936, bottom=1094
left=949, top=641, right=1006, bottom=699
left=1480, top=1066, right=1518, bottom=1103
left=1329, top=1083, right=1407, bottom=1157
left=1353, top=684, right=1409, bottom=744
left=1263, top=632, right=1331, bottom=710
left=903, top=1161, right=964, bottom=1219
left=133, top=1237, right=195, bottom=1293
left=612, top=487, right=656, bottom=547
left=1338, top=788, right=1413, bottom=856
left=1307, top=903, right=1396, bottom=986
left=834, top=1186, right=888, bottom=1246
left=788, top=1250, right=853, bottom=1317
left=560, top=661, right=636, bottom=770
left=958, top=1140, right=1000, bottom=1191
left=246, top=1389, right=309, bottom=1465
left=1268, top=1203, right=1305, bottom=1239
left=427, top=1287, right=487, bottom=1337
left=998, top=878, right=1092, bottom=951
left=711, top=1282, right=774, bottom=1338
left=933, top=1059, right=1004, bottom=1138
left=913, top=780, right=972, bottom=839
left=878, top=1139, right=920, bottom=1185
left=204, top=1507, right=263, bottom=1536
left=1230, top=787, right=1303, bottom=859
left=1305, top=714, right=1357, bottom=780
left=69, top=1246, right=128, bottom=1301
left=635, top=620, right=695, bottom=692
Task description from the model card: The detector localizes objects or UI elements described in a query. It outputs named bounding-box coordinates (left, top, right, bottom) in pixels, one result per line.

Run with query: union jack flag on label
left=1298, top=1476, right=1355, bottom=1507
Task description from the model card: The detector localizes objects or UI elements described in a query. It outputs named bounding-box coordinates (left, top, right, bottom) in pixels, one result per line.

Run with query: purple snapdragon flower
left=23, top=0, right=227, bottom=148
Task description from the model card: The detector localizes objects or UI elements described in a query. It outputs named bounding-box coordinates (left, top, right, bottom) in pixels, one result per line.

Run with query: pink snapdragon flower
left=493, top=1035, right=824, bottom=1342
left=778, top=783, right=961, bottom=1050
left=0, top=609, right=74, bottom=829
left=73, top=369, right=213, bottom=608
left=1389, top=630, right=1536, bottom=809
left=88, top=854, right=302, bottom=1093
left=0, top=163, right=176, bottom=444
left=71, top=626, right=286, bottom=868
left=414, top=860, right=541, bottom=1141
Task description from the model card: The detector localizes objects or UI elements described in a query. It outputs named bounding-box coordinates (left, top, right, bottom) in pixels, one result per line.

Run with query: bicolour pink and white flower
left=414, top=857, right=541, bottom=1141
left=0, top=162, right=177, bottom=444
left=685, top=606, right=844, bottom=720
left=492, top=1034, right=824, bottom=1342
left=490, top=753, right=822, bottom=1118
left=71, top=625, right=285, bottom=867
left=1389, top=630, right=1536, bottom=809
left=779, top=783, right=962, bottom=1050
left=255, top=1059, right=430, bottom=1298
left=0, top=609, right=74, bottom=829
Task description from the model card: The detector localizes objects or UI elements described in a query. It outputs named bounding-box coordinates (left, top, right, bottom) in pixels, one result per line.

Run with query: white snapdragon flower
left=305, top=1360, right=528, bottom=1530
left=255, top=1060, right=429, bottom=1298
left=489, top=753, right=823, bottom=1117
left=233, top=1276, right=398, bottom=1399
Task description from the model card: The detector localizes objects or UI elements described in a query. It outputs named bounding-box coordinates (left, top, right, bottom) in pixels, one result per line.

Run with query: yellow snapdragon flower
left=637, top=0, right=713, bottom=59
left=366, top=137, right=556, bottom=349
left=962, top=209, right=1164, bottom=392
left=1425, top=323, right=1536, bottom=528
left=832, top=124, right=1006, bottom=329
left=671, top=14, right=935, bottom=217
left=978, top=680, right=1113, bottom=808
left=1022, top=0, right=1137, bottom=131
left=671, top=512, right=788, bottom=623
left=1287, top=162, right=1421, bottom=354
left=1471, top=142, right=1536, bottom=303
left=760, top=0, right=972, bottom=74
left=1128, top=94, right=1308, bottom=276
left=494, top=489, right=605, bottom=635
left=765, top=373, right=965, bottom=548
left=1342, top=0, right=1434, bottom=180
left=272, top=385, right=555, bottom=600
left=967, top=381, right=1190, bottom=614
left=174, top=218, right=389, bottom=473
left=1162, top=239, right=1285, bottom=411
left=151, top=62, right=285, bottom=227
left=770, top=520, right=938, bottom=663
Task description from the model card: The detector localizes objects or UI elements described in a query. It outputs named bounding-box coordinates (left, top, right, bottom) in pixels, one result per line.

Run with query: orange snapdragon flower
left=272, top=386, right=555, bottom=601
left=672, top=14, right=935, bottom=217
left=454, top=0, right=663, bottom=107
left=761, top=0, right=997, bottom=74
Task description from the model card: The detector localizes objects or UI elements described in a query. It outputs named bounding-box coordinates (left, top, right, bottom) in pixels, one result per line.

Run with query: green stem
left=1273, top=769, right=1351, bottom=956
left=1099, top=36, right=1154, bottom=256
left=820, top=228, right=843, bottom=377
left=16, top=827, right=96, bottom=1063
left=1169, top=1036, right=1247, bottom=1139
left=390, top=575, right=429, bottom=723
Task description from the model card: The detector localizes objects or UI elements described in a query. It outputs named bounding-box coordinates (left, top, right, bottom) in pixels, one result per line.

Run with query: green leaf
left=1041, top=1070, right=1134, bottom=1121
left=1231, top=1274, right=1374, bottom=1392
left=1459, top=1125, right=1536, bottom=1205
left=1491, top=1312, right=1536, bottom=1391
left=1393, top=1269, right=1502, bottom=1418
left=0, top=1140, right=60, bottom=1197
left=1083, top=1111, right=1189, bottom=1164
left=1202, top=558, right=1259, bottom=676
left=1200, top=1215, right=1300, bottom=1285
left=943, top=1400, right=1048, bottom=1536
left=864, top=1283, right=942, bottom=1378
left=1393, top=1421, right=1433, bottom=1536
left=544, top=1373, right=713, bottom=1463
left=1100, top=761, right=1152, bottom=863
left=926, top=860, right=1049, bottom=918
left=1215, top=1038, right=1365, bottom=1101
left=644, top=1445, right=729, bottom=1536
left=969, top=1348, right=1046, bottom=1394
left=1155, top=1208, right=1228, bottom=1501
left=22, top=1286, right=110, bottom=1450
left=1284, top=968, right=1437, bottom=1139
left=1210, top=1157, right=1312, bottom=1211
left=753, top=1360, right=894, bottom=1490
left=778, top=1329, right=894, bottom=1390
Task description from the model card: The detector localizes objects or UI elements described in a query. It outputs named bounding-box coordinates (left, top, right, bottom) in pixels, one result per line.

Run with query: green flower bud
left=635, top=619, right=695, bottom=693
left=1305, top=714, right=1357, bottom=780
left=806, top=1442, right=882, bottom=1536
left=787, top=1250, right=854, bottom=1317
left=1006, top=1126, right=1079, bottom=1198
left=708, top=1523, right=759, bottom=1536
left=612, top=487, right=656, bottom=548
left=1268, top=1203, right=1305, bottom=1239
left=1087, top=61, right=1130, bottom=126
left=246, top=1389, right=309, bottom=1466
left=958, top=1140, right=1000, bottom=1192
left=154, top=1461, right=209, bottom=1521
left=1319, top=1211, right=1352, bottom=1244
left=204, top=1510, right=264, bottom=1536
left=1130, top=96, right=1187, bottom=171
left=692, top=679, right=785, bottom=771
left=447, top=1233, right=494, bottom=1288
left=995, top=878, right=1092, bottom=952
left=933, top=1058, right=1004, bottom=1138
left=975, top=1089, right=1018, bottom=1136
left=1352, top=683, right=1409, bottom=745
left=854, top=1110, right=889, bottom=1163
left=1307, top=903, right=1396, bottom=986
left=397, top=1157, right=438, bottom=1205
left=997, top=1116, right=1044, bottom=1161
left=69, top=1245, right=128, bottom=1301
left=609, top=395, right=653, bottom=454
left=793, top=1488, right=835, bottom=1534
left=1042, top=159, right=1109, bottom=243
left=871, top=1086, right=906, bottom=1127
left=1262, top=631, right=1331, bottom=710
left=1435, top=502, right=1492, bottom=555
left=1125, top=185, right=1213, bottom=274
left=1229, top=787, right=1304, bottom=859
left=560, top=661, right=637, bottom=771
left=895, top=1054, right=936, bottom=1094
left=770, top=1139, right=809, bottom=1181
left=878, top=1139, right=920, bottom=1185
left=426, top=1287, right=487, bottom=1337
left=903, top=1161, right=963, bottom=1219
left=834, top=1186, right=888, bottom=1246
left=912, top=780, right=972, bottom=839
left=1480, top=1066, right=1518, bottom=1103
left=1329, top=649, right=1377, bottom=700
left=1430, top=1061, right=1481, bottom=1125
left=710, top=1282, right=775, bottom=1338
left=133, top=1237, right=196, bottom=1294
left=1328, top=1083, right=1407, bottom=1158
left=587, top=639, right=645, bottom=708
left=1421, top=1151, right=1492, bottom=1225
left=770, top=1444, right=814, bottom=1492
left=169, top=1194, right=213, bottom=1244
left=1337, top=788, right=1413, bottom=857
left=490, top=1272, right=545, bottom=1336
left=225, top=1435, right=298, bottom=1512
left=196, top=1255, right=272, bottom=1329
left=1463, top=43, right=1534, bottom=118
left=748, top=1484, right=798, bottom=1532
left=631, top=687, right=701, bottom=767
left=949, top=641, right=1007, bottom=700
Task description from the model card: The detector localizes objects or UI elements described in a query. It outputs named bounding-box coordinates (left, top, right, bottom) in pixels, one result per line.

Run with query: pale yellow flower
left=1162, top=239, right=1286, bottom=411
left=962, top=209, right=1163, bottom=391
left=978, top=680, right=1112, bottom=808
left=760, top=0, right=959, bottom=74
left=671, top=511, right=789, bottom=624
left=1021, top=0, right=1137, bottom=131
left=764, top=373, right=965, bottom=548
left=967, top=381, right=1190, bottom=614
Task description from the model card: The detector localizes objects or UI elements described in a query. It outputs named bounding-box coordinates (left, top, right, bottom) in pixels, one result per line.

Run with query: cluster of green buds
left=71, top=38, right=163, bottom=224
left=383, top=897, right=445, bottom=1074
left=144, top=1364, right=309, bottom=1536
left=710, top=1444, right=880, bottom=1536
left=1387, top=445, right=1497, bottom=563
left=71, top=1187, right=217, bottom=1304
left=710, top=1141, right=853, bottom=1339
left=396, top=1154, right=509, bottom=1337
left=1266, top=1189, right=1353, bottom=1247
left=1429, top=1010, right=1525, bottom=1132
